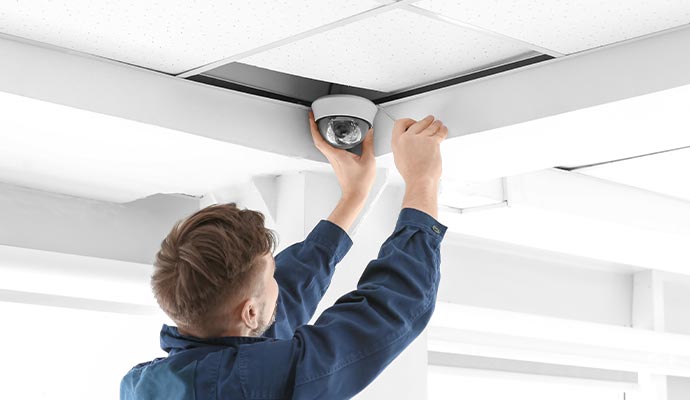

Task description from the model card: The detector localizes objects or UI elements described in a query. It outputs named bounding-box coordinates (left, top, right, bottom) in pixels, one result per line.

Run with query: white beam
left=429, top=302, right=690, bottom=377
left=507, top=169, right=690, bottom=237
left=0, top=289, right=159, bottom=316
left=0, top=181, right=199, bottom=264
left=376, top=23, right=690, bottom=154
left=4, top=23, right=690, bottom=177
left=375, top=24, right=690, bottom=185
left=0, top=244, right=156, bottom=308
left=0, top=33, right=323, bottom=162
left=429, top=365, right=637, bottom=393
left=440, top=169, right=690, bottom=275
left=201, top=177, right=281, bottom=228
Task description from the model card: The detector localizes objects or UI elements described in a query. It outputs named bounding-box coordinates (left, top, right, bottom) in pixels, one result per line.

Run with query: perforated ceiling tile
left=415, top=0, right=690, bottom=54
left=576, top=147, right=690, bottom=202
left=0, top=0, right=388, bottom=74
left=239, top=8, right=535, bottom=92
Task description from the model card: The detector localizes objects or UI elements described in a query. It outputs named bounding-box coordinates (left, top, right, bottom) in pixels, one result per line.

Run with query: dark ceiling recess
left=186, top=54, right=553, bottom=107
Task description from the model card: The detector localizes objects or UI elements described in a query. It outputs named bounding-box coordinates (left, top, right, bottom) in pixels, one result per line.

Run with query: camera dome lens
left=317, top=116, right=370, bottom=149
left=327, top=117, right=362, bottom=146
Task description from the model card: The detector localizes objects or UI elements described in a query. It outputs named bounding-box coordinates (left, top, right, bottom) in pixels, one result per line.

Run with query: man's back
left=121, top=113, right=449, bottom=399
left=121, top=209, right=446, bottom=399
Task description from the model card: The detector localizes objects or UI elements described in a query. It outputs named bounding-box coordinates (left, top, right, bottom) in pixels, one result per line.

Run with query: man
left=121, top=111, right=449, bottom=399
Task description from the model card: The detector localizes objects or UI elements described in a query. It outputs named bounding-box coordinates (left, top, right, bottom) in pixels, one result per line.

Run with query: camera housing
left=311, top=95, right=378, bottom=150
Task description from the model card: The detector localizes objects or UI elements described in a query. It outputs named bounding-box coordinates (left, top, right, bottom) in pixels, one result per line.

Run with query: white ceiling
left=575, top=147, right=690, bottom=202
left=1, top=1, right=689, bottom=206
left=239, top=8, right=535, bottom=92
left=0, top=0, right=388, bottom=74
left=416, top=0, right=690, bottom=54
left=2, top=1, right=689, bottom=90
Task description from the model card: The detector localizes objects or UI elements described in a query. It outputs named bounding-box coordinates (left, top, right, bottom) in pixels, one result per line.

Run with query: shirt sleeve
left=233, top=208, right=447, bottom=400
left=263, top=219, right=353, bottom=340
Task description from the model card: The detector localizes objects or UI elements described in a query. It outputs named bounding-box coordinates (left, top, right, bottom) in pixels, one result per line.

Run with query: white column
left=632, top=270, right=668, bottom=400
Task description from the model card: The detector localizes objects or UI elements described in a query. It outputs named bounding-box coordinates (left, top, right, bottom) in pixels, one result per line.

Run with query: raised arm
left=264, top=206, right=354, bottom=340
left=228, top=116, right=449, bottom=399
left=232, top=207, right=446, bottom=399
left=263, top=111, right=377, bottom=339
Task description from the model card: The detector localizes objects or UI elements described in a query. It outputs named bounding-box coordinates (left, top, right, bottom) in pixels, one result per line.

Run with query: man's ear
left=240, top=298, right=259, bottom=330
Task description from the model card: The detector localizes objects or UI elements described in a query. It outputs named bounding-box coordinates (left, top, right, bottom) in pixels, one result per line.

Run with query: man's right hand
left=391, top=115, right=448, bottom=186
left=391, top=115, right=448, bottom=218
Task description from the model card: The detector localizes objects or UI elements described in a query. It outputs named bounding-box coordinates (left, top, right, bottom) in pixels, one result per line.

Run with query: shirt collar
left=160, top=324, right=268, bottom=354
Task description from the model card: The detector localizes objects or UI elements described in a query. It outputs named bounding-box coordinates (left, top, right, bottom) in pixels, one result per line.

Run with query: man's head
left=152, top=203, right=279, bottom=338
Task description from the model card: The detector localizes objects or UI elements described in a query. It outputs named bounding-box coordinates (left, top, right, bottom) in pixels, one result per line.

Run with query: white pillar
left=632, top=270, right=668, bottom=400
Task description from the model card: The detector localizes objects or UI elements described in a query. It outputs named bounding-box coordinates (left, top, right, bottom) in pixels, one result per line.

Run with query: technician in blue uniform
left=121, top=111, right=449, bottom=399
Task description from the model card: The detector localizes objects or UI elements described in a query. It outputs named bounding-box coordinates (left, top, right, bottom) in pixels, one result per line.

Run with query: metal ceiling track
left=188, top=54, right=553, bottom=107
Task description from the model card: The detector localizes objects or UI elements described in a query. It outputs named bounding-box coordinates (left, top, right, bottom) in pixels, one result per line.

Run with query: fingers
left=309, top=111, right=331, bottom=153
left=308, top=110, right=357, bottom=161
left=405, top=115, right=435, bottom=135
left=361, top=128, right=375, bottom=160
left=421, top=120, right=443, bottom=136
left=435, top=125, right=449, bottom=142
left=393, top=118, right=416, bottom=136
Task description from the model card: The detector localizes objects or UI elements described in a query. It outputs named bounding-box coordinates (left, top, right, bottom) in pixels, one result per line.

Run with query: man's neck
left=178, top=324, right=250, bottom=339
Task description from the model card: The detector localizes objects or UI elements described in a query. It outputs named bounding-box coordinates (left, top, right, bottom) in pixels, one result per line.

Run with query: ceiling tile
left=239, top=8, right=535, bottom=92
left=576, top=147, right=690, bottom=202
left=415, top=0, right=690, bottom=54
left=0, top=0, right=387, bottom=74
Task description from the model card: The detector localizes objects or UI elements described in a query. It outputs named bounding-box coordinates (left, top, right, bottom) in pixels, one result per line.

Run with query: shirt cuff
left=395, top=208, right=448, bottom=240
left=306, top=219, right=354, bottom=262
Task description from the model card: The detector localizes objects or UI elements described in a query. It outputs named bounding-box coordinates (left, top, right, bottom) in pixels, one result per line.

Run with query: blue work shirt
left=121, top=208, right=447, bottom=400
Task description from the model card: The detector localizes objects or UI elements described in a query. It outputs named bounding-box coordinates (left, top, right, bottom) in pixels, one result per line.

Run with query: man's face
left=250, top=253, right=279, bottom=337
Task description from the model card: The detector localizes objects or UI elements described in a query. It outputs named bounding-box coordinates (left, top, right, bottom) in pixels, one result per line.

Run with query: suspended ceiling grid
left=2, top=0, right=690, bottom=102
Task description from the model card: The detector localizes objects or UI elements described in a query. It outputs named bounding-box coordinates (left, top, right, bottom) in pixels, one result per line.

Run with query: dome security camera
left=311, top=94, right=378, bottom=150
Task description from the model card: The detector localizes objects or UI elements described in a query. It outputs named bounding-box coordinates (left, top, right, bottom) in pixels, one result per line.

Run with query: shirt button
left=432, top=225, right=441, bottom=234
